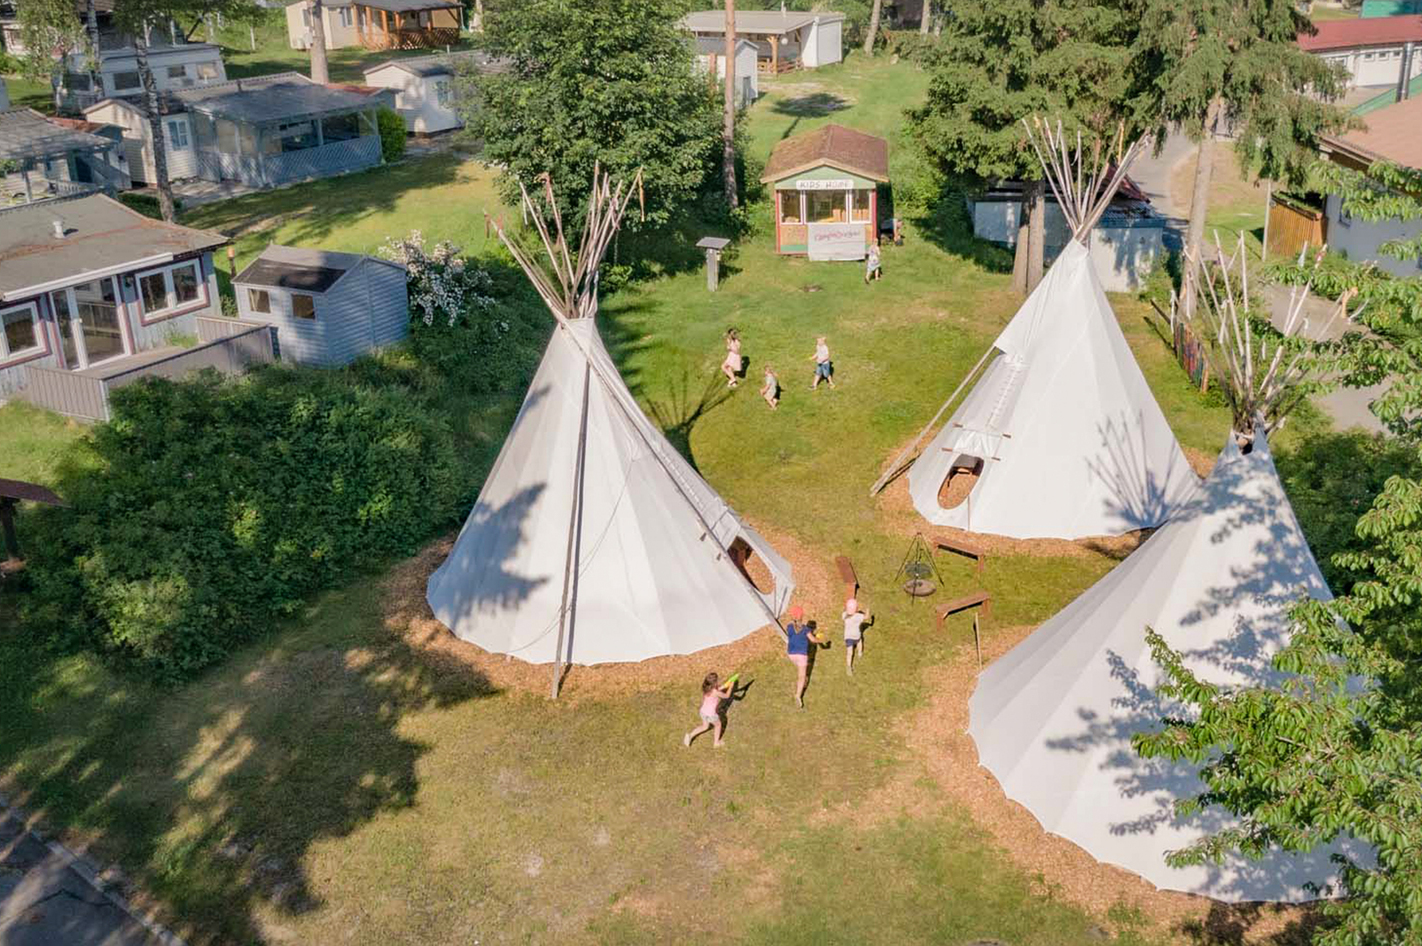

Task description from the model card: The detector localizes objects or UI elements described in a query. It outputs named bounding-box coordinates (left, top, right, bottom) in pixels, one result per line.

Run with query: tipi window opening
left=728, top=536, right=775, bottom=595
left=937, top=454, right=983, bottom=510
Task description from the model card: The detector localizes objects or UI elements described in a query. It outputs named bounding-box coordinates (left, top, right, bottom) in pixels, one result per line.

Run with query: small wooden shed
left=233, top=245, right=408, bottom=367
left=759, top=124, right=889, bottom=259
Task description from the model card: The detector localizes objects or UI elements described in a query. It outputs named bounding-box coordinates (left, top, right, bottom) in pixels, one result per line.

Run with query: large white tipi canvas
left=967, top=427, right=1367, bottom=901
left=427, top=313, right=794, bottom=667
left=906, top=240, right=1201, bottom=538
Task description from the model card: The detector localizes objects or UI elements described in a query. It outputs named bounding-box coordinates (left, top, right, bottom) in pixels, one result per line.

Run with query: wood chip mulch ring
left=381, top=523, right=838, bottom=704
left=903, top=624, right=1319, bottom=944
left=872, top=434, right=1221, bottom=563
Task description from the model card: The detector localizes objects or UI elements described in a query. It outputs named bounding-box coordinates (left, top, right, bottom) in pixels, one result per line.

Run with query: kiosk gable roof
left=760, top=124, right=889, bottom=184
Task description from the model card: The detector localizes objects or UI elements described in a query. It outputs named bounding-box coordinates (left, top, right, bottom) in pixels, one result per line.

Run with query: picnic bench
left=935, top=536, right=988, bottom=576
left=936, top=589, right=992, bottom=665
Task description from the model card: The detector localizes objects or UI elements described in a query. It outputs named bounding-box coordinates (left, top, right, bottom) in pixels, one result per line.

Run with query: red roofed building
left=1298, top=15, right=1422, bottom=87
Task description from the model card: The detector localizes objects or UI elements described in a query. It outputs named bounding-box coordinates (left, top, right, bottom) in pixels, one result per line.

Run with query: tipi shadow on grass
left=425, top=169, right=795, bottom=697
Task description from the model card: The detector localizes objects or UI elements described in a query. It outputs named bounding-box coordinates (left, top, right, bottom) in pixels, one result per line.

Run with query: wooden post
left=227, top=245, right=236, bottom=280
left=0, top=499, right=19, bottom=561
left=551, top=360, right=593, bottom=700
left=771, top=34, right=778, bottom=73
left=381, top=7, right=389, bottom=46
left=973, top=612, right=982, bottom=667
left=1261, top=181, right=1272, bottom=262
left=706, top=248, right=719, bottom=291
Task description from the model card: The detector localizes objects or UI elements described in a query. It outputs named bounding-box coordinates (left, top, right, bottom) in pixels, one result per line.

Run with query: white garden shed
left=361, top=51, right=509, bottom=134
left=233, top=245, right=407, bottom=366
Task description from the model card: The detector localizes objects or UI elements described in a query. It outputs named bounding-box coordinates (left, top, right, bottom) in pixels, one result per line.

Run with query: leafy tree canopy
left=1138, top=154, right=1422, bottom=943
left=16, top=0, right=91, bottom=85
left=460, top=0, right=721, bottom=229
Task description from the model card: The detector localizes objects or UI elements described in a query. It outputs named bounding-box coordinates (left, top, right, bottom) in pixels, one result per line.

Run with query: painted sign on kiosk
left=807, top=223, right=867, bottom=261
left=796, top=178, right=856, bottom=191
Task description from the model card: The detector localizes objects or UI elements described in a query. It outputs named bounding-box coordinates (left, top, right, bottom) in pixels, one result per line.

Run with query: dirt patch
left=382, top=523, right=838, bottom=703
left=900, top=626, right=1315, bottom=943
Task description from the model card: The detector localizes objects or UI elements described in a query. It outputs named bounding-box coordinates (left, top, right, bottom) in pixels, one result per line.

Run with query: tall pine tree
left=1126, top=0, right=1348, bottom=311
left=907, top=0, right=1137, bottom=293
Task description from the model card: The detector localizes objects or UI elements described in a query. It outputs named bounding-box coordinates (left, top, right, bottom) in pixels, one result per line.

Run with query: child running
left=721, top=328, right=742, bottom=387
left=864, top=242, right=882, bottom=284
left=810, top=336, right=835, bottom=390
left=760, top=364, right=780, bottom=410
left=784, top=605, right=828, bottom=708
left=684, top=671, right=736, bottom=747
left=842, top=597, right=870, bottom=675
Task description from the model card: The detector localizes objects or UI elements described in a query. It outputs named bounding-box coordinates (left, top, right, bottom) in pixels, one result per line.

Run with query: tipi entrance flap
left=966, top=426, right=1364, bottom=902
left=905, top=243, right=1200, bottom=539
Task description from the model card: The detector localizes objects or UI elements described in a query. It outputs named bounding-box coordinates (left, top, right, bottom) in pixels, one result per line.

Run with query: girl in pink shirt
left=684, top=671, right=736, bottom=748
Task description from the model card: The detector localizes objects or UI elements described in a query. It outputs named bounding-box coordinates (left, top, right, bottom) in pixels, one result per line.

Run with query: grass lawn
left=1170, top=146, right=1271, bottom=262
left=0, top=73, right=56, bottom=112
left=0, top=56, right=1341, bottom=946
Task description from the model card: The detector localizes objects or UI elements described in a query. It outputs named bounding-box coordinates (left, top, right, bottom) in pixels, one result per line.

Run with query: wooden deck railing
left=357, top=26, right=459, bottom=50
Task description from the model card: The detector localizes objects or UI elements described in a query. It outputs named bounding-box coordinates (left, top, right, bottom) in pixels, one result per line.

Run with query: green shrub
left=118, top=191, right=181, bottom=219
left=377, top=107, right=407, bottom=163
left=24, top=367, right=460, bottom=680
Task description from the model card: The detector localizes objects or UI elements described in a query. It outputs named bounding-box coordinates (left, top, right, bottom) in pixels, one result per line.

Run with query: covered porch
left=354, top=0, right=462, bottom=50
left=181, top=77, right=384, bottom=190
left=0, top=109, right=129, bottom=207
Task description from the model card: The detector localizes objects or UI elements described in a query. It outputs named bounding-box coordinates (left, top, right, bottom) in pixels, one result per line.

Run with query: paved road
left=0, top=811, right=161, bottom=946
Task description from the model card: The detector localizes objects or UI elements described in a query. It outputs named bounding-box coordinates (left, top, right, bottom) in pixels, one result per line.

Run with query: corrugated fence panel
left=20, top=366, right=109, bottom=422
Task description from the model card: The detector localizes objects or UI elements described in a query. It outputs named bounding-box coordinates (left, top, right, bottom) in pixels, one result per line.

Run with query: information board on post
left=807, top=223, right=867, bottom=261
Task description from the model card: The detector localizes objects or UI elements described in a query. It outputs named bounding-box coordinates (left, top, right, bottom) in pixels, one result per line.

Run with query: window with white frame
left=338, top=7, right=353, bottom=27
left=435, top=79, right=453, bottom=108
left=0, top=302, right=42, bottom=362
left=138, top=259, right=206, bottom=318
left=196, top=61, right=219, bottom=80
left=113, top=71, right=141, bottom=90
left=248, top=288, right=271, bottom=313
left=291, top=293, right=316, bottom=320
left=167, top=64, right=187, bottom=79
left=167, top=119, right=190, bottom=149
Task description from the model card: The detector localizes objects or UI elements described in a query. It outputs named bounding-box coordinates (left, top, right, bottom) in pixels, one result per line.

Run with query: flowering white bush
left=378, top=230, right=494, bottom=328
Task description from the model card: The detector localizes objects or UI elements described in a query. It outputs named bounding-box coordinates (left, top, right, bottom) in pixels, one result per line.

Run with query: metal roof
left=1297, top=14, right=1422, bottom=51
left=363, top=50, right=511, bottom=79
left=1321, top=94, right=1422, bottom=170
left=0, top=108, right=115, bottom=161
left=234, top=244, right=403, bottom=294
left=760, top=124, right=890, bottom=183
left=681, top=10, right=844, bottom=34
left=174, top=72, right=379, bottom=124
left=0, top=195, right=227, bottom=302
left=692, top=36, right=757, bottom=55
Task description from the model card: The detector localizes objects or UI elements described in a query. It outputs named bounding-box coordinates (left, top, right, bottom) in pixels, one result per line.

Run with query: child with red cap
left=783, top=605, right=826, bottom=708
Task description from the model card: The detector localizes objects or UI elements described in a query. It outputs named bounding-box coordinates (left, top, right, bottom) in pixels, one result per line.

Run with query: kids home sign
left=796, top=178, right=856, bottom=190
left=807, top=222, right=868, bottom=261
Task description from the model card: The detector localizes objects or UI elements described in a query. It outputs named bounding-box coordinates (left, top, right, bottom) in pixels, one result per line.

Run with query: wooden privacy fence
left=1267, top=194, right=1325, bottom=260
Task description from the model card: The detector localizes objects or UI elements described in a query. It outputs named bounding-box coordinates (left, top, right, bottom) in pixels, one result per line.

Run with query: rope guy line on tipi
left=869, top=118, right=1145, bottom=497
left=486, top=166, right=788, bottom=696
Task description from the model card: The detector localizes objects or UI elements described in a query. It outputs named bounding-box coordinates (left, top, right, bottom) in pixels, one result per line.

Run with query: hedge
left=24, top=367, right=461, bottom=680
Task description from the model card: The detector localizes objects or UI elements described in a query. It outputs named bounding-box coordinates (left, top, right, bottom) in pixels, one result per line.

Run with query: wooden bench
left=937, top=590, right=993, bottom=665
left=834, top=554, right=859, bottom=600
left=936, top=536, right=988, bottom=576
left=935, top=590, right=991, bottom=631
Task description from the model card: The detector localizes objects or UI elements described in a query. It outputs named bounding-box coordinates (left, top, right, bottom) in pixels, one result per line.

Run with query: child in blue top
left=783, top=605, right=827, bottom=708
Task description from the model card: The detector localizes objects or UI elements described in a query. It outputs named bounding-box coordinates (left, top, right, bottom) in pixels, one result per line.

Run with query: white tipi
left=426, top=171, right=794, bottom=692
left=966, top=425, right=1365, bottom=901
left=879, top=122, right=1200, bottom=539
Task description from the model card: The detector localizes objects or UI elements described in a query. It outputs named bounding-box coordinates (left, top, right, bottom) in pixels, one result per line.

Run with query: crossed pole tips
left=1021, top=115, right=1143, bottom=245
left=1175, top=232, right=1360, bottom=441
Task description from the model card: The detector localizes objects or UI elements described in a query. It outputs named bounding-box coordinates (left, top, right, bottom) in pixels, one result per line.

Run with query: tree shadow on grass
left=645, top=370, right=737, bottom=473
left=909, top=192, right=1015, bottom=276
left=771, top=92, right=851, bottom=119
left=1176, top=899, right=1326, bottom=946
left=180, top=153, right=464, bottom=250
left=0, top=582, right=497, bottom=945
